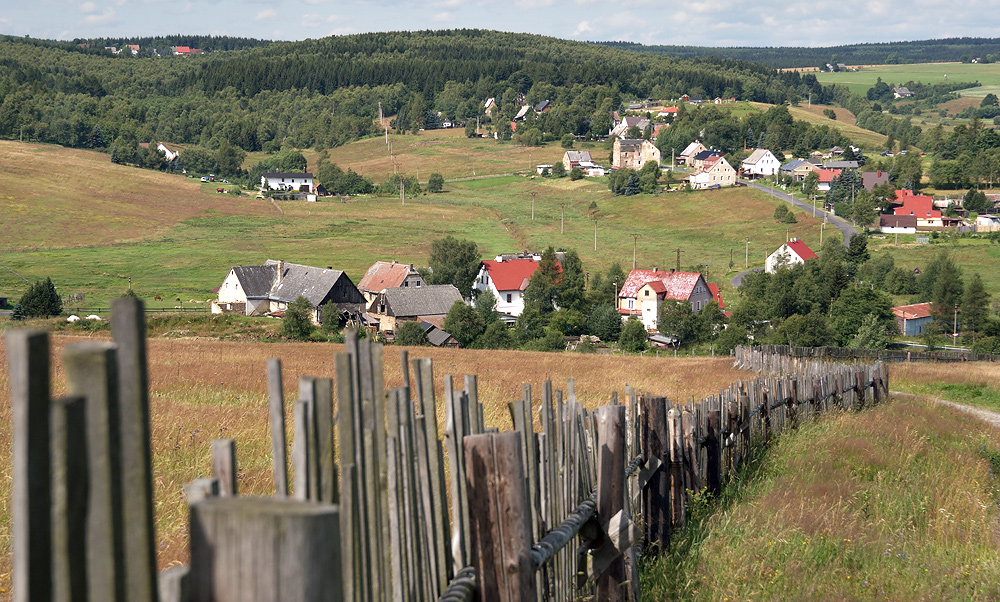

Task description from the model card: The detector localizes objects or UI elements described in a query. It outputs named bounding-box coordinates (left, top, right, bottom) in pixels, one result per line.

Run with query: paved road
left=741, top=180, right=859, bottom=247
left=730, top=267, right=763, bottom=288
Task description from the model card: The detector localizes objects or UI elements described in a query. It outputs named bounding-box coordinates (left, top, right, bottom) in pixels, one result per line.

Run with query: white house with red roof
left=689, top=155, right=737, bottom=189
left=474, top=253, right=560, bottom=317
left=892, top=189, right=944, bottom=227
left=617, top=269, right=716, bottom=330
left=815, top=168, right=841, bottom=192
left=765, top=238, right=818, bottom=273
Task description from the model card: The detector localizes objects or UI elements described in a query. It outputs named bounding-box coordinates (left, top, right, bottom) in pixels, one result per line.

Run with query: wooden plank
left=668, top=408, right=685, bottom=529
left=706, top=410, right=721, bottom=496
left=5, top=330, right=52, bottom=602
left=594, top=405, right=626, bottom=602
left=446, top=387, right=469, bottom=576
left=371, top=344, right=391, bottom=601
left=334, top=352, right=358, bottom=601
left=211, top=439, right=238, bottom=497
left=466, top=374, right=483, bottom=435
left=63, top=342, right=126, bottom=602
left=183, top=478, right=219, bottom=504
left=642, top=396, right=670, bottom=553
left=385, top=388, right=406, bottom=602
left=299, top=377, right=320, bottom=502
left=158, top=565, right=189, bottom=602
left=188, top=498, right=341, bottom=602
left=464, top=432, right=536, bottom=602
left=315, top=378, right=335, bottom=503
left=50, top=395, right=87, bottom=602
left=415, top=358, right=450, bottom=591
left=110, top=297, right=158, bottom=602
left=291, top=401, right=310, bottom=501
left=266, top=358, right=288, bottom=496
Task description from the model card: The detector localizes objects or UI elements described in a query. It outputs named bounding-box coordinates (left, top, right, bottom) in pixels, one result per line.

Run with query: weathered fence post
left=266, top=358, right=289, bottom=497
left=63, top=342, right=126, bottom=602
left=110, top=297, right=158, bottom=602
left=761, top=385, right=771, bottom=446
left=640, top=396, right=670, bottom=553
left=855, top=369, right=866, bottom=411
left=788, top=378, right=798, bottom=429
left=464, top=432, right=536, bottom=602
left=595, top=405, right=627, bottom=602
left=51, top=395, right=88, bottom=602
left=211, top=439, right=238, bottom=497
left=705, top=410, right=721, bottom=496
left=667, top=408, right=685, bottom=529
left=5, top=330, right=52, bottom=602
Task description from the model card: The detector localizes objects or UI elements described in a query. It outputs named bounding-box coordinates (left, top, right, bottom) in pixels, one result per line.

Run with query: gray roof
left=781, top=158, right=807, bottom=172
left=265, top=260, right=353, bottom=306
left=693, top=150, right=721, bottom=161
left=617, top=138, right=644, bottom=152
left=420, top=321, right=457, bottom=347
left=382, top=285, right=463, bottom=318
left=232, top=265, right=277, bottom=298
left=564, top=150, right=593, bottom=163
left=262, top=172, right=314, bottom=179
left=823, top=161, right=859, bottom=169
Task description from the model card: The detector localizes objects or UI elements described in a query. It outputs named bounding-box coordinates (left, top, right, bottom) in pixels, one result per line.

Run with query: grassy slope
left=0, top=335, right=745, bottom=584
left=868, top=236, right=1000, bottom=303
left=0, top=138, right=832, bottom=308
left=642, top=392, right=1000, bottom=600
left=812, top=62, right=1000, bottom=96
left=775, top=103, right=890, bottom=149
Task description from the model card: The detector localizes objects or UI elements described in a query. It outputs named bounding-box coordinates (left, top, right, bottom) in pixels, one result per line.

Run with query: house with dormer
left=689, top=156, right=736, bottom=189
left=617, top=269, right=716, bottom=330
left=357, top=260, right=424, bottom=304
left=765, top=239, right=818, bottom=273
left=474, top=252, right=562, bottom=317
left=613, top=138, right=661, bottom=170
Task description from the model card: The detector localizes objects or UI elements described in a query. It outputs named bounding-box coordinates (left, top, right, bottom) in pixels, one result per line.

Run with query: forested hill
left=599, top=38, right=1000, bottom=69
left=0, top=29, right=821, bottom=153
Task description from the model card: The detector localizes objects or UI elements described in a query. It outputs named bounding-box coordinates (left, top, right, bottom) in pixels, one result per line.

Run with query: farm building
left=617, top=269, right=716, bottom=330
left=892, top=302, right=938, bottom=336
left=612, top=138, right=660, bottom=170
left=358, top=260, right=425, bottom=304
left=740, top=149, right=781, bottom=177
left=261, top=172, right=314, bottom=192
left=212, top=259, right=364, bottom=325
left=367, top=284, right=463, bottom=334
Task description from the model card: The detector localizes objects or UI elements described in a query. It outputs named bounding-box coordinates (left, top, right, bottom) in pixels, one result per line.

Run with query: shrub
left=619, top=318, right=648, bottom=352
left=570, top=167, right=584, bottom=181
left=561, top=133, right=575, bottom=149
left=319, top=302, right=339, bottom=333
left=427, top=172, right=445, bottom=193
left=395, top=321, right=428, bottom=346
left=588, top=305, right=622, bottom=342
left=823, top=108, right=837, bottom=120
left=551, top=162, right=566, bottom=177
left=773, top=205, right=789, bottom=221
left=281, top=296, right=314, bottom=340
left=18, top=278, right=62, bottom=318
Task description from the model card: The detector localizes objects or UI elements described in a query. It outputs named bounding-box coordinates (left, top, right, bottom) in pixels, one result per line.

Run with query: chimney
left=277, top=260, right=285, bottom=283
left=653, top=266, right=659, bottom=272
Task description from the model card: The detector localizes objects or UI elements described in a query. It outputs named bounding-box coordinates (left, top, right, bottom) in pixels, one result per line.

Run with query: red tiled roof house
left=765, top=238, right=818, bottom=273
left=617, top=269, right=715, bottom=330
left=474, top=253, right=561, bottom=317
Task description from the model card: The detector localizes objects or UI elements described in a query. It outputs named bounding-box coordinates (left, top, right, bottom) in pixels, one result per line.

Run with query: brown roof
left=358, top=261, right=417, bottom=294
left=880, top=214, right=917, bottom=228
left=893, top=302, right=933, bottom=320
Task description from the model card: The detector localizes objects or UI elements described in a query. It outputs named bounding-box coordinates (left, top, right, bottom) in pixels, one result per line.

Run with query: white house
left=765, top=239, right=818, bottom=273
left=689, top=156, right=737, bottom=189
left=261, top=172, right=314, bottom=192
left=474, top=253, right=559, bottom=317
left=740, top=149, right=781, bottom=177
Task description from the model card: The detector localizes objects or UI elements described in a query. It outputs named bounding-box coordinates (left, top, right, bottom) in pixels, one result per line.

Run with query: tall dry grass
left=641, top=395, right=1000, bottom=601
left=894, top=361, right=1000, bottom=412
left=0, top=334, right=744, bottom=592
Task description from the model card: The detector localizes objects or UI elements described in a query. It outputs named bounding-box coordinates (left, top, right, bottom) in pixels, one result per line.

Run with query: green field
left=813, top=62, right=1000, bottom=97
left=0, top=139, right=833, bottom=310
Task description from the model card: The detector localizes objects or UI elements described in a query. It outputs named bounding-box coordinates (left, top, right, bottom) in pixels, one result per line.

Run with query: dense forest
left=600, top=37, right=1000, bottom=69
left=0, top=30, right=820, bottom=164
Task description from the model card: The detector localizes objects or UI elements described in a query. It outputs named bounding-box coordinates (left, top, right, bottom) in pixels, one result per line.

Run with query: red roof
left=707, top=283, right=725, bottom=309
left=787, top=239, right=818, bottom=261
left=619, top=270, right=703, bottom=301
left=893, top=302, right=933, bottom=320
left=816, top=169, right=841, bottom=183
left=482, top=258, right=560, bottom=292
left=660, top=106, right=679, bottom=113
left=358, top=261, right=415, bottom=293
left=892, top=189, right=941, bottom=218
left=175, top=46, right=191, bottom=53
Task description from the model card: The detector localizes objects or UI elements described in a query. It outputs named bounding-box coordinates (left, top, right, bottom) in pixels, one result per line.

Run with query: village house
left=657, top=107, right=678, bottom=119
left=514, top=105, right=532, bottom=121
left=880, top=214, right=918, bottom=234
left=357, top=260, right=424, bottom=304
left=815, top=168, right=842, bottom=192
left=561, top=150, right=606, bottom=176
left=690, top=149, right=723, bottom=171
left=535, top=100, right=552, bottom=113
left=892, top=189, right=944, bottom=227
left=261, top=172, right=314, bottom=192
left=610, top=116, right=650, bottom=138
left=862, top=170, right=890, bottom=191
left=138, top=142, right=179, bottom=162
left=419, top=321, right=460, bottom=347
left=892, top=302, right=935, bottom=336
left=893, top=86, right=914, bottom=99
left=740, top=149, right=781, bottom=178
left=678, top=140, right=708, bottom=166
left=689, top=155, right=736, bottom=189
left=617, top=269, right=718, bottom=330
left=765, top=238, right=818, bottom=273
left=483, top=98, right=496, bottom=116
left=612, top=138, right=661, bottom=170
left=780, top=158, right=818, bottom=181
left=474, top=252, right=561, bottom=317
left=368, top=284, right=463, bottom=334
left=212, top=260, right=365, bottom=325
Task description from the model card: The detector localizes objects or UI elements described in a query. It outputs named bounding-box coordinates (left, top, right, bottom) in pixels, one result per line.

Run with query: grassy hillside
left=0, top=335, right=744, bottom=585
left=758, top=102, right=890, bottom=149
left=813, top=62, right=1000, bottom=97
left=642, top=389, right=1000, bottom=600
left=0, top=139, right=832, bottom=308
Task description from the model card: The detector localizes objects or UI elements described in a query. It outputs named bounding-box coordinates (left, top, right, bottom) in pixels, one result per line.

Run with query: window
left=628, top=299, right=634, bottom=309
left=506, top=294, right=512, bottom=303
left=644, top=290, right=649, bottom=297
left=416, top=281, right=421, bottom=287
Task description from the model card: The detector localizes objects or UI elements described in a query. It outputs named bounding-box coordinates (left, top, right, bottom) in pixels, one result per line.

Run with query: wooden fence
left=4, top=300, right=889, bottom=602
left=744, top=343, right=999, bottom=363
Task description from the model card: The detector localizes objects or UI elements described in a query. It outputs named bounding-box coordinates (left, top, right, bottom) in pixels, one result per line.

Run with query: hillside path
left=891, top=390, right=1000, bottom=428
left=741, top=180, right=859, bottom=246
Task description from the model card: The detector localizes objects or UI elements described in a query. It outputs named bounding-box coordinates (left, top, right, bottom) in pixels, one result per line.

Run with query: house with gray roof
left=212, top=259, right=364, bottom=325
left=368, top=284, right=463, bottom=334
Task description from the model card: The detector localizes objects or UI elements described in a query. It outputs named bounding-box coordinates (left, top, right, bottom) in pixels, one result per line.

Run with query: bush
left=18, top=278, right=62, bottom=318
left=773, top=205, right=789, bottom=221
left=783, top=211, right=798, bottom=223
left=570, top=167, right=584, bottom=181
left=427, top=172, right=445, bottom=193
left=619, top=318, right=648, bottom=352
left=588, top=305, right=622, bottom=342
left=551, top=162, right=566, bottom=177
left=561, top=133, right=575, bottom=149
left=475, top=320, right=514, bottom=349
left=319, top=302, right=339, bottom=333
left=395, top=321, right=428, bottom=346
left=823, top=109, right=837, bottom=120
left=281, top=296, right=315, bottom=340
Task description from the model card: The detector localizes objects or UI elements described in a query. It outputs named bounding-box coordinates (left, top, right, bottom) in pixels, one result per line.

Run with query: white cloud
left=572, top=21, right=592, bottom=36
left=304, top=0, right=329, bottom=4
left=256, top=8, right=278, bottom=20
left=83, top=8, right=116, bottom=24
left=79, top=1, right=98, bottom=13
left=433, top=0, right=465, bottom=7
left=431, top=10, right=453, bottom=22
left=302, top=13, right=343, bottom=27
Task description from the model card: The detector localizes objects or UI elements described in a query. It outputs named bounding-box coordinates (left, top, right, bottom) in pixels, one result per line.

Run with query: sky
left=3, top=0, right=1000, bottom=47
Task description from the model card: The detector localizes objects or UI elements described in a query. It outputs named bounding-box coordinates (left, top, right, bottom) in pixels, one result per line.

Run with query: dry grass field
left=0, top=334, right=745, bottom=593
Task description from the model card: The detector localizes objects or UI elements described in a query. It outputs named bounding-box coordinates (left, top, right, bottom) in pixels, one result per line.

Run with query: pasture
left=813, top=62, right=1000, bottom=97
left=0, top=139, right=831, bottom=308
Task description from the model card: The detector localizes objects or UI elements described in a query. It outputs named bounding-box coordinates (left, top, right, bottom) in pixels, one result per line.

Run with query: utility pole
left=530, top=191, right=536, bottom=220
left=631, top=233, right=641, bottom=270
left=745, top=238, right=750, bottom=269
left=593, top=218, right=598, bottom=251
left=821, top=221, right=826, bottom=245
left=675, top=247, right=682, bottom=272
left=561, top=203, right=566, bottom=234
left=401, top=178, right=405, bottom=207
